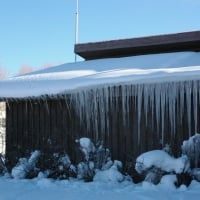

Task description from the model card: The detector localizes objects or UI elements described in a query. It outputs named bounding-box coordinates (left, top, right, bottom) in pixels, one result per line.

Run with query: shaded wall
left=6, top=99, right=78, bottom=168
left=5, top=80, right=200, bottom=169
left=0, top=102, right=6, bottom=154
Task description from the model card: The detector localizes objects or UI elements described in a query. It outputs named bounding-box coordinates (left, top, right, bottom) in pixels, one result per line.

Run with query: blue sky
left=0, top=0, right=200, bottom=76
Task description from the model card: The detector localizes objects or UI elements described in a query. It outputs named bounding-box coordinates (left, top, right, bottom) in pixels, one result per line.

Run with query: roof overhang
left=75, top=31, right=200, bottom=60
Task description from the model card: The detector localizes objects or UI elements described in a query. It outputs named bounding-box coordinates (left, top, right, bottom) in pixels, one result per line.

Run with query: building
left=1, top=31, right=200, bottom=169
left=0, top=102, right=6, bottom=154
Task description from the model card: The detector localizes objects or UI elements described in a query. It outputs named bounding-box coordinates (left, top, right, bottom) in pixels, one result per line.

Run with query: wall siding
left=5, top=82, right=200, bottom=169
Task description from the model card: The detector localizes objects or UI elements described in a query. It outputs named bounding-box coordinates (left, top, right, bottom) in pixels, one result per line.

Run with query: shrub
left=0, top=153, right=7, bottom=174
left=93, top=160, right=125, bottom=183
left=36, top=152, right=76, bottom=179
left=135, top=150, right=190, bottom=185
left=11, top=150, right=40, bottom=179
left=76, top=137, right=112, bottom=182
left=182, top=133, right=200, bottom=168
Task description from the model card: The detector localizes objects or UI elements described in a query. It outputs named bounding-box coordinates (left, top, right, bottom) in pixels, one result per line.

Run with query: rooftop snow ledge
left=1, top=52, right=200, bottom=99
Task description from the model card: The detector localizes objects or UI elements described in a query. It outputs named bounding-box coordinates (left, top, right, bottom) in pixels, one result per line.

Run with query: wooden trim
left=75, top=31, right=200, bottom=60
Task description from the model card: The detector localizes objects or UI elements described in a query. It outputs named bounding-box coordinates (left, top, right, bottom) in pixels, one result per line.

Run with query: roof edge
left=75, top=31, right=200, bottom=60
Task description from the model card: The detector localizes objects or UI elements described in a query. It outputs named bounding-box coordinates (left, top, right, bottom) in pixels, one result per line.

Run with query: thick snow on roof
left=1, top=51, right=200, bottom=98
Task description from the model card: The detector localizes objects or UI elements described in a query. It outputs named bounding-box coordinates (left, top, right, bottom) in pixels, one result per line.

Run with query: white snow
left=76, top=137, right=95, bottom=161
left=182, top=133, right=200, bottom=168
left=12, top=150, right=40, bottom=179
left=58, top=154, right=71, bottom=167
left=160, top=174, right=177, bottom=189
left=94, top=160, right=124, bottom=183
left=0, top=176, right=200, bottom=200
left=135, top=150, right=190, bottom=174
left=1, top=52, right=200, bottom=98
left=78, top=138, right=95, bottom=154
left=28, top=150, right=41, bottom=166
left=11, top=158, right=28, bottom=179
left=1, top=52, right=200, bottom=144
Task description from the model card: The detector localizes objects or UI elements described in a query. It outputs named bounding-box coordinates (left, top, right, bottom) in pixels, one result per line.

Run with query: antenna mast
left=75, top=0, right=79, bottom=62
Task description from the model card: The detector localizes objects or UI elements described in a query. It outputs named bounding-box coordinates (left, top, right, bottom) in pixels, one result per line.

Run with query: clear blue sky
left=0, top=0, right=200, bottom=76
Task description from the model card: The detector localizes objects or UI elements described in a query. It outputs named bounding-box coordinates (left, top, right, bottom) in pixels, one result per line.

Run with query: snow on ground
left=1, top=52, right=200, bottom=98
left=0, top=176, right=200, bottom=200
left=1, top=148, right=199, bottom=200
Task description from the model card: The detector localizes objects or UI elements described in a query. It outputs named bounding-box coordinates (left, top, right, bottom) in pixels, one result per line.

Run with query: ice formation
left=71, top=80, right=200, bottom=144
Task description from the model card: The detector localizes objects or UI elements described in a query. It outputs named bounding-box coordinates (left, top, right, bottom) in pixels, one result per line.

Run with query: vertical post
left=75, top=0, right=79, bottom=62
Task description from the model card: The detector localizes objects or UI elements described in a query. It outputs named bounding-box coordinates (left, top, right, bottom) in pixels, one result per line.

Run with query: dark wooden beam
left=75, top=31, right=200, bottom=60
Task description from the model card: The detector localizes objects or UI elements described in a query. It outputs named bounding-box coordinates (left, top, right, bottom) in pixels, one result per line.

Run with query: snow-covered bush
left=182, top=133, right=200, bottom=168
left=12, top=150, right=41, bottom=179
left=77, top=161, right=94, bottom=181
left=135, top=150, right=190, bottom=174
left=76, top=137, right=112, bottom=182
left=94, top=141, right=111, bottom=170
left=0, top=153, right=7, bottom=174
left=143, top=168, right=164, bottom=184
left=76, top=138, right=95, bottom=181
left=135, top=150, right=190, bottom=185
left=93, top=160, right=124, bottom=183
left=162, top=144, right=172, bottom=155
left=191, top=168, right=200, bottom=182
left=160, top=174, right=177, bottom=189
left=176, top=172, right=192, bottom=187
left=76, top=138, right=95, bottom=161
left=37, top=152, right=76, bottom=179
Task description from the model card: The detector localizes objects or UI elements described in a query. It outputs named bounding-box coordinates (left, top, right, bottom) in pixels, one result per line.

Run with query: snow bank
left=135, top=150, right=190, bottom=174
left=1, top=176, right=200, bottom=200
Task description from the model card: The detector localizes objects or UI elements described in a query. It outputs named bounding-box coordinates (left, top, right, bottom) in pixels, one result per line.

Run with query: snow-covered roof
left=1, top=51, right=200, bottom=99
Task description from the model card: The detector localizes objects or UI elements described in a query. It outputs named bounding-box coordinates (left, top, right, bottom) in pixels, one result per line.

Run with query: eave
left=75, top=31, right=200, bottom=60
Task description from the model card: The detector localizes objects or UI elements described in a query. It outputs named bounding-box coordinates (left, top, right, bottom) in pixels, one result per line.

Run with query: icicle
left=25, top=100, right=27, bottom=115
left=137, top=84, right=143, bottom=145
left=143, top=85, right=149, bottom=126
left=160, top=85, right=166, bottom=145
left=179, top=82, right=185, bottom=125
left=70, top=79, right=200, bottom=150
left=121, top=85, right=128, bottom=126
left=92, top=89, right=98, bottom=140
left=64, top=97, right=72, bottom=121
left=45, top=99, right=49, bottom=115
left=29, top=99, right=33, bottom=110
left=192, top=81, right=198, bottom=133
left=185, top=81, right=192, bottom=136
left=168, top=82, right=177, bottom=136
left=149, top=84, right=155, bottom=131
left=155, top=84, right=161, bottom=135
left=105, top=87, right=110, bottom=136
left=6, top=99, right=10, bottom=110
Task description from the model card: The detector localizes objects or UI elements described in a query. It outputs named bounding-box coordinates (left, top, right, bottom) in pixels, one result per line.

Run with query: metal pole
left=75, top=0, right=79, bottom=62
